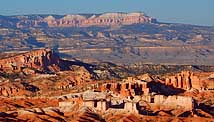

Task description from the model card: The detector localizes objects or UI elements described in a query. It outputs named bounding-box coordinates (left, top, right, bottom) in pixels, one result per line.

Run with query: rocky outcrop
left=164, top=71, right=202, bottom=90
left=0, top=49, right=60, bottom=73
left=0, top=83, right=29, bottom=97
left=159, top=95, right=194, bottom=111
left=0, top=86, right=20, bottom=97
left=100, top=77, right=150, bottom=97
left=54, top=66, right=92, bottom=90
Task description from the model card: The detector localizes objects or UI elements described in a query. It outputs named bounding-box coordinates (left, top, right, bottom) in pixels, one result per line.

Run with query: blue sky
left=0, top=0, right=213, bottom=26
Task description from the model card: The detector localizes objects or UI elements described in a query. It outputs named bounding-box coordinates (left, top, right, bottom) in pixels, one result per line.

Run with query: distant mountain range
left=0, top=12, right=156, bottom=28
left=0, top=12, right=214, bottom=65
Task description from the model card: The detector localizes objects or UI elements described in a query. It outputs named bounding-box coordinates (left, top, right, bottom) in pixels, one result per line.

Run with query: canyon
left=0, top=12, right=214, bottom=121
left=0, top=49, right=213, bottom=121
left=1, top=13, right=214, bottom=65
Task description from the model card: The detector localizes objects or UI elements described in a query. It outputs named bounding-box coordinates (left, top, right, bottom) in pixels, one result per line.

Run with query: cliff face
left=0, top=12, right=156, bottom=28
left=43, top=12, right=155, bottom=27
left=164, top=71, right=207, bottom=90
left=0, top=49, right=60, bottom=72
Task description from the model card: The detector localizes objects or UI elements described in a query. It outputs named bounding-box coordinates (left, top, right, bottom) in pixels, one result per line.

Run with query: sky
left=0, top=0, right=213, bottom=26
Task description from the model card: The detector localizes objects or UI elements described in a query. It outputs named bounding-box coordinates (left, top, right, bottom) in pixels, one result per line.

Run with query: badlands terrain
left=0, top=49, right=213, bottom=122
left=0, top=12, right=214, bottom=65
left=0, top=12, right=213, bottom=122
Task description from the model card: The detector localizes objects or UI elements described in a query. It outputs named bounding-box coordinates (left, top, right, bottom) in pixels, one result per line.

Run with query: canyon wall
left=164, top=71, right=202, bottom=90
left=0, top=49, right=60, bottom=72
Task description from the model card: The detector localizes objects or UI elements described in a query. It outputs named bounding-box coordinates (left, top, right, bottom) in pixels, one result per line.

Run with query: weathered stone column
left=165, top=78, right=171, bottom=85
left=171, top=77, right=178, bottom=88
left=177, top=75, right=182, bottom=88
left=185, top=77, right=191, bottom=90
left=100, top=84, right=107, bottom=92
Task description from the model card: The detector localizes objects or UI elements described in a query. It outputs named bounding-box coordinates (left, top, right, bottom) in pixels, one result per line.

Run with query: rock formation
left=0, top=49, right=60, bottom=73
left=164, top=71, right=202, bottom=90
left=14, top=12, right=156, bottom=28
left=54, top=67, right=92, bottom=90
left=0, top=83, right=31, bottom=97
left=100, top=77, right=150, bottom=97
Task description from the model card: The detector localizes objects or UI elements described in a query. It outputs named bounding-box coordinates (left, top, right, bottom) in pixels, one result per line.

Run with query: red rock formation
left=54, top=67, right=92, bottom=90
left=0, top=83, right=31, bottom=97
left=100, top=77, right=150, bottom=97
left=161, top=95, right=194, bottom=111
left=164, top=71, right=202, bottom=90
left=0, top=49, right=60, bottom=72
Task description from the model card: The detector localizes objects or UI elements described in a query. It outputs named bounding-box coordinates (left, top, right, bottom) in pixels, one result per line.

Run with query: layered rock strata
left=14, top=12, right=156, bottom=28
left=165, top=71, right=201, bottom=90
left=0, top=49, right=60, bottom=72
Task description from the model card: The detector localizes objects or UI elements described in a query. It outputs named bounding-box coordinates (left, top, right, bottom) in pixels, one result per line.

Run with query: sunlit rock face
left=0, top=49, right=60, bottom=72
left=15, top=12, right=156, bottom=28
